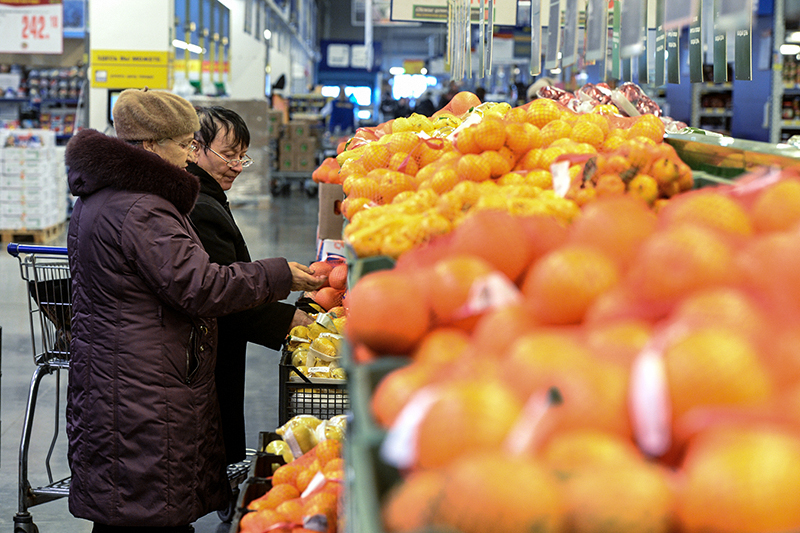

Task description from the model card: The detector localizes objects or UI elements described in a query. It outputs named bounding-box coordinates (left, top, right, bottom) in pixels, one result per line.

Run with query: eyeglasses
left=166, top=138, right=199, bottom=153
left=205, top=145, right=253, bottom=168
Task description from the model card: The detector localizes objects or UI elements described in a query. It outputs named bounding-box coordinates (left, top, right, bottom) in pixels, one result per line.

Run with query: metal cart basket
left=6, top=243, right=252, bottom=531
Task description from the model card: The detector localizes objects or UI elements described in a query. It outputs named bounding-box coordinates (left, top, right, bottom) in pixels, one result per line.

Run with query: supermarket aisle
left=0, top=189, right=321, bottom=531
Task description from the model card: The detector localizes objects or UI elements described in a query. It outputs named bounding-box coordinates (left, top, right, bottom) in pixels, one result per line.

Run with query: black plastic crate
left=278, top=348, right=349, bottom=426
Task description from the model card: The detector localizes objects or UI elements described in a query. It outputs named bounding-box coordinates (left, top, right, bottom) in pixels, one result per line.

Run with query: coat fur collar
left=65, top=129, right=200, bottom=215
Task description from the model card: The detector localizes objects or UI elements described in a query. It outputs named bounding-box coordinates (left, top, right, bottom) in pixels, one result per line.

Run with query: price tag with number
left=0, top=2, right=63, bottom=54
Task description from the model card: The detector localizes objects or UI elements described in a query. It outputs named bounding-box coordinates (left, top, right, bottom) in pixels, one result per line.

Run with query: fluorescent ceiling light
left=787, top=31, right=800, bottom=43
left=172, top=39, right=203, bottom=54
left=389, top=66, right=405, bottom=75
left=781, top=44, right=800, bottom=55
left=217, top=0, right=234, bottom=8
left=263, top=29, right=272, bottom=40
left=420, top=67, right=428, bottom=75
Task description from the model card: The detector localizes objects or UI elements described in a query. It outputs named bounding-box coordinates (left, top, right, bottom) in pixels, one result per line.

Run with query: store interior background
left=1, top=0, right=800, bottom=530
left=2, top=0, right=800, bottom=149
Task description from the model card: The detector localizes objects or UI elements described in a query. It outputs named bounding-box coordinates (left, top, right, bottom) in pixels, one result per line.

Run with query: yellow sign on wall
left=90, top=50, right=170, bottom=89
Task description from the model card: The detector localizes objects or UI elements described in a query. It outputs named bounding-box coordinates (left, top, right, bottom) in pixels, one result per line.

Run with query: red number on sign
left=22, top=15, right=48, bottom=39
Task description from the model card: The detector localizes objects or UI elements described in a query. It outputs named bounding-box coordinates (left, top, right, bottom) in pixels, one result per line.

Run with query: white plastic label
left=380, top=385, right=440, bottom=469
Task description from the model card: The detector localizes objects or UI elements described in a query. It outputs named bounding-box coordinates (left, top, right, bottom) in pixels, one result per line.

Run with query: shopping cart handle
left=7, top=243, right=69, bottom=257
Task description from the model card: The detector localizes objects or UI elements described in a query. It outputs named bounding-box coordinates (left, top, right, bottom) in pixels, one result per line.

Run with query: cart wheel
left=13, top=516, right=38, bottom=533
left=217, top=487, right=239, bottom=523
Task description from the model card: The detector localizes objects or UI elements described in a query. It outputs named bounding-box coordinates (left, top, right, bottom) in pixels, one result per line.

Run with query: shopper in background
left=326, top=85, right=356, bottom=134
left=188, top=105, right=314, bottom=466
left=414, top=89, right=437, bottom=116
left=65, top=88, right=325, bottom=531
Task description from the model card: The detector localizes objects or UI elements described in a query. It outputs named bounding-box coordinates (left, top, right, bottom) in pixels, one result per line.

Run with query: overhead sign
left=90, top=50, right=170, bottom=89
left=0, top=0, right=63, bottom=54
left=390, top=0, right=518, bottom=26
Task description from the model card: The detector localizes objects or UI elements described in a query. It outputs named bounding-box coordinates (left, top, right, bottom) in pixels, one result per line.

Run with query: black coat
left=65, top=130, right=293, bottom=525
left=188, top=163, right=295, bottom=464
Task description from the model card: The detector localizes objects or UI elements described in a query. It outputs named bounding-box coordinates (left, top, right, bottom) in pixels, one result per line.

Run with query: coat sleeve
left=119, top=197, right=292, bottom=318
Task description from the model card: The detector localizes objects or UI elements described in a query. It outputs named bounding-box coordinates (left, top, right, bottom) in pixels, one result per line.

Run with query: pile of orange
left=323, top=91, right=690, bottom=260
left=307, top=259, right=348, bottom=311
left=340, top=168, right=800, bottom=533
left=239, top=439, right=344, bottom=533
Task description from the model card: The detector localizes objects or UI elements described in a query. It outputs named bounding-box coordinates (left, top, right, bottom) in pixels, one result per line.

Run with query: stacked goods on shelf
left=0, top=129, right=68, bottom=233
left=234, top=415, right=347, bottom=533
left=343, top=166, right=800, bottom=533
left=280, top=291, right=349, bottom=426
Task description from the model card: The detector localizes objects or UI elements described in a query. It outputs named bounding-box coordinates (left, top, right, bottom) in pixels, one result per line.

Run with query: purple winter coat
left=65, top=129, right=292, bottom=526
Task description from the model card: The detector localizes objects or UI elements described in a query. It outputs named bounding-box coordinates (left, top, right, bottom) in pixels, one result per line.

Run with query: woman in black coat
left=188, top=106, right=313, bottom=465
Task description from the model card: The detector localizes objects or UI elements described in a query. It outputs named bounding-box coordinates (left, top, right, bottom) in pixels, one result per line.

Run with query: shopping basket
left=6, top=243, right=253, bottom=529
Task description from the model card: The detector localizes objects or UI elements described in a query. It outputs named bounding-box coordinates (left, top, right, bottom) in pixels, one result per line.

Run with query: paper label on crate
left=550, top=160, right=571, bottom=198
left=381, top=385, right=441, bottom=469
left=308, top=366, right=332, bottom=376
left=452, top=272, right=522, bottom=321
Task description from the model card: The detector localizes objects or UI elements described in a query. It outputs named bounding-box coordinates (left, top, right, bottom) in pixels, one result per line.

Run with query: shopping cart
left=7, top=243, right=71, bottom=533
left=6, top=243, right=253, bottom=530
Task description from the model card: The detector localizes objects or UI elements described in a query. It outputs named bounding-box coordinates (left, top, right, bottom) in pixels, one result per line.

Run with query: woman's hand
left=288, top=261, right=327, bottom=292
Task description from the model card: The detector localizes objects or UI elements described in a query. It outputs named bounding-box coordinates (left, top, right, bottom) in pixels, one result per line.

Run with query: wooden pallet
left=0, top=220, right=66, bottom=244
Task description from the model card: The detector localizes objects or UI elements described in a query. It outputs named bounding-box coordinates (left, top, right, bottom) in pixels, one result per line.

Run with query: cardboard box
left=266, top=110, right=284, bottom=139
left=293, top=152, right=316, bottom=173
left=317, top=183, right=344, bottom=241
left=287, top=120, right=314, bottom=139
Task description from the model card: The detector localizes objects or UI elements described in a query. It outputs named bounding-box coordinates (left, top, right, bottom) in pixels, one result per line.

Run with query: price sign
left=0, top=2, right=63, bottom=54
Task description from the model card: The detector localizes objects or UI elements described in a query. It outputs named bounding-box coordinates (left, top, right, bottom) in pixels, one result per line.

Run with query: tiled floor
left=0, top=189, right=321, bottom=531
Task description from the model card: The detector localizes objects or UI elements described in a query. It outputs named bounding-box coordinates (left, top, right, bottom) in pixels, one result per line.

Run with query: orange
left=370, top=362, right=436, bottom=428
left=309, top=260, right=334, bottom=279
left=737, top=232, right=800, bottom=316
left=670, top=287, right=768, bottom=343
left=659, top=190, right=753, bottom=238
left=449, top=209, right=533, bottom=283
left=340, top=196, right=372, bottom=220
left=239, top=509, right=291, bottom=533
left=248, top=483, right=301, bottom=511
left=627, top=173, right=660, bottom=205
left=475, top=116, right=507, bottom=151
left=387, top=151, right=419, bottom=176
left=505, top=121, right=540, bottom=154
left=540, top=429, right=642, bottom=474
left=569, top=121, right=605, bottom=149
left=381, top=469, right=447, bottom=532
left=359, top=143, right=392, bottom=171
left=275, top=498, right=304, bottom=525
left=678, top=424, right=800, bottom=533
left=314, top=439, right=342, bottom=467
left=502, top=330, right=631, bottom=438
left=570, top=195, right=657, bottom=271
left=750, top=176, right=800, bottom=233
left=327, top=264, right=347, bottom=290
left=522, top=244, right=621, bottom=325
left=539, top=119, right=572, bottom=146
left=455, top=125, right=482, bottom=154
left=517, top=213, right=570, bottom=264
left=663, top=326, right=773, bottom=420
left=514, top=148, right=542, bottom=171
left=377, top=170, right=416, bottom=204
left=562, top=455, right=675, bottom=533
left=456, top=153, right=491, bottom=182
left=313, top=286, right=344, bottom=311
left=526, top=98, right=564, bottom=128
left=594, top=173, right=626, bottom=197
left=412, top=327, right=470, bottom=367
left=295, top=458, right=321, bottom=493
left=344, top=176, right=380, bottom=203
left=628, top=114, right=666, bottom=143
left=584, top=318, right=653, bottom=367
left=272, top=461, right=305, bottom=489
left=443, top=91, right=482, bottom=116
left=577, top=112, right=611, bottom=137
left=427, top=254, right=497, bottom=328
left=625, top=224, right=738, bottom=305
left=431, top=451, right=565, bottom=533
left=481, top=149, right=513, bottom=178
left=415, top=379, right=523, bottom=469
left=346, top=269, right=431, bottom=354
left=468, top=303, right=539, bottom=360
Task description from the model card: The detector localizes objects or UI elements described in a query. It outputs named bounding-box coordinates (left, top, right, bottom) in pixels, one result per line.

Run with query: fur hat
left=112, top=88, right=199, bottom=141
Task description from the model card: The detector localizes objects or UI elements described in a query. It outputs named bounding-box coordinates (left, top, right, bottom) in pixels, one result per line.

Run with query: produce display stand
left=228, top=432, right=286, bottom=532
left=336, top=134, right=800, bottom=533
left=278, top=348, right=349, bottom=426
